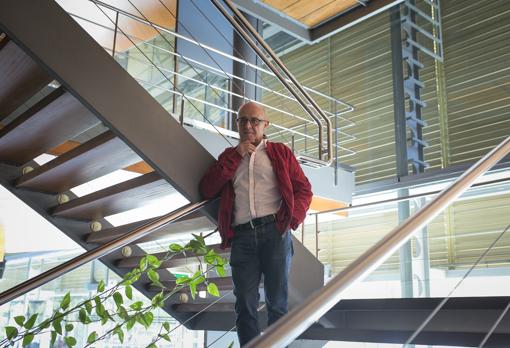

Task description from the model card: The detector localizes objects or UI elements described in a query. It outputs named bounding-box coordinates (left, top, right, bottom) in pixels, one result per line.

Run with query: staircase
left=0, top=0, right=323, bottom=337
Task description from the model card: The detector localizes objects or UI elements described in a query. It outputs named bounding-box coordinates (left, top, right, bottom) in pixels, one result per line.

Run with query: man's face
left=237, top=104, right=269, bottom=145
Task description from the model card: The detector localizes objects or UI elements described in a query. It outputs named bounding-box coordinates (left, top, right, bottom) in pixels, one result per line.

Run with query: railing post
left=315, top=214, right=319, bottom=258
left=112, top=11, right=119, bottom=57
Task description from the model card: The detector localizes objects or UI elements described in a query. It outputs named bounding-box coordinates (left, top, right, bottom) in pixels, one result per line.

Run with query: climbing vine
left=1, top=233, right=227, bottom=347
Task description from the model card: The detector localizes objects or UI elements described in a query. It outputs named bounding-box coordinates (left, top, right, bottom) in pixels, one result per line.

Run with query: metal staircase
left=0, top=0, right=323, bottom=337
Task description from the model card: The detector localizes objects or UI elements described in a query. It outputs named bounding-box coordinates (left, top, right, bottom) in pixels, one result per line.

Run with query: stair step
left=16, top=131, right=140, bottom=193
left=0, top=38, right=52, bottom=121
left=51, top=171, right=172, bottom=220
left=150, top=276, right=264, bottom=293
left=85, top=211, right=212, bottom=244
left=115, top=243, right=228, bottom=269
left=0, top=87, right=99, bottom=165
left=174, top=302, right=237, bottom=313
left=151, top=277, right=235, bottom=293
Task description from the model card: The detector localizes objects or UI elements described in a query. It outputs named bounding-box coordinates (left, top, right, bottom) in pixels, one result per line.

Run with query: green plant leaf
left=114, top=327, right=125, bottom=343
left=127, top=271, right=141, bottom=284
left=139, top=256, right=149, bottom=271
left=146, top=254, right=161, bottom=268
left=191, top=274, right=205, bottom=286
left=78, top=308, right=89, bottom=324
left=144, top=312, right=154, bottom=327
left=25, top=313, right=38, bottom=329
left=84, top=300, right=93, bottom=314
left=136, top=314, right=148, bottom=328
left=64, top=336, right=77, bottom=347
left=192, top=233, right=205, bottom=245
left=87, top=331, right=97, bottom=344
left=14, top=315, right=25, bottom=326
left=227, top=341, right=234, bottom=348
left=207, top=282, right=220, bottom=297
left=53, top=318, right=63, bottom=335
left=189, top=282, right=197, bottom=299
left=113, top=291, right=123, bottom=308
left=163, top=321, right=170, bottom=331
left=160, top=333, right=171, bottom=342
left=215, top=264, right=226, bottom=277
left=117, top=305, right=129, bottom=320
left=176, top=276, right=190, bottom=285
left=96, top=279, right=105, bottom=292
left=93, top=296, right=102, bottom=310
left=126, top=318, right=136, bottom=330
left=65, top=323, right=74, bottom=332
left=60, top=292, right=71, bottom=310
left=130, top=301, right=143, bottom=310
left=146, top=343, right=157, bottom=348
left=151, top=293, right=165, bottom=308
left=50, top=330, right=57, bottom=346
left=169, top=243, right=183, bottom=252
left=22, top=334, right=34, bottom=347
left=147, top=269, right=160, bottom=284
left=125, top=285, right=133, bottom=300
left=5, top=326, right=18, bottom=340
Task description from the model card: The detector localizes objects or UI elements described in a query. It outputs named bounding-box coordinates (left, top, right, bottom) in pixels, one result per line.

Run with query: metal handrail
left=309, top=175, right=510, bottom=216
left=246, top=136, right=510, bottom=347
left=210, top=0, right=333, bottom=165
left=0, top=199, right=212, bottom=306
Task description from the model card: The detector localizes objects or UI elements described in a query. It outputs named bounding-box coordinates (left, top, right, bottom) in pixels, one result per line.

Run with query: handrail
left=245, top=136, right=510, bottom=347
left=309, top=175, right=510, bottom=216
left=210, top=0, right=333, bottom=165
left=0, top=199, right=213, bottom=306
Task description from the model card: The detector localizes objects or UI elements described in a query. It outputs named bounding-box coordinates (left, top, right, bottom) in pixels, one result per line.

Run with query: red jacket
left=199, top=142, right=313, bottom=248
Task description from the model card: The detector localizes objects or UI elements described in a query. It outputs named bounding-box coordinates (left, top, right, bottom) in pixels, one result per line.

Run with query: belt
left=234, top=214, right=276, bottom=232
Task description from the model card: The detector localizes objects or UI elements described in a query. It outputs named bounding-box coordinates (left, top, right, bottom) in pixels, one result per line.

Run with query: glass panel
left=310, top=169, right=510, bottom=300
left=0, top=185, right=83, bottom=292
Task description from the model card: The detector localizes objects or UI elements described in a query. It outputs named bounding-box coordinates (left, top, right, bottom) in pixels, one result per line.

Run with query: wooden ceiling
left=261, top=0, right=361, bottom=27
left=55, top=0, right=176, bottom=52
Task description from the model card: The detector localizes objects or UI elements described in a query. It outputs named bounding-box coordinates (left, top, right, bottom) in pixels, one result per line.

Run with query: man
left=199, top=102, right=313, bottom=346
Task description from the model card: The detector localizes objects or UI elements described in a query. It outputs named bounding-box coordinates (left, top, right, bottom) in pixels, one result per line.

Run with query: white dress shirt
left=232, top=140, right=282, bottom=225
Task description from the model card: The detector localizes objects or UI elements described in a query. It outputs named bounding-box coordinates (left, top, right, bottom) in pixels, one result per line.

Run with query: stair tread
left=174, top=302, right=237, bottom=313
left=51, top=171, right=173, bottom=220
left=116, top=243, right=228, bottom=269
left=16, top=130, right=140, bottom=193
left=85, top=211, right=212, bottom=244
left=150, top=276, right=264, bottom=293
left=0, top=39, right=52, bottom=121
left=151, top=276, right=239, bottom=293
left=0, top=87, right=99, bottom=165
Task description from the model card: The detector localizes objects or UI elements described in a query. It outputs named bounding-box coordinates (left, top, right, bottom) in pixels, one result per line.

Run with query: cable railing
left=243, top=136, right=510, bottom=347
left=81, top=0, right=355, bottom=166
left=67, top=8, right=355, bottom=159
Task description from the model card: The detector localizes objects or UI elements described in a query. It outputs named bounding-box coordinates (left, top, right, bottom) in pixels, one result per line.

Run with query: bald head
left=237, top=102, right=269, bottom=145
left=238, top=102, right=267, bottom=121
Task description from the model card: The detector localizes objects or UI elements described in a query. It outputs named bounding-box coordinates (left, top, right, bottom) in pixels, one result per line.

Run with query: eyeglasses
left=236, top=117, right=267, bottom=126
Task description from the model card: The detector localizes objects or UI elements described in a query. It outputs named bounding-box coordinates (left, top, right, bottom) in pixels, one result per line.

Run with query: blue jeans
left=230, top=221, right=293, bottom=346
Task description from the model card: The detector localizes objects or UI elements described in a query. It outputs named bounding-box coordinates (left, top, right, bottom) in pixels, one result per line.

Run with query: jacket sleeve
left=288, top=149, right=313, bottom=229
left=199, top=148, right=243, bottom=199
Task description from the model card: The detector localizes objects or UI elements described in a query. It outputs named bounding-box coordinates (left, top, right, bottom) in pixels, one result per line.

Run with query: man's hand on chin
left=237, top=140, right=256, bottom=157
